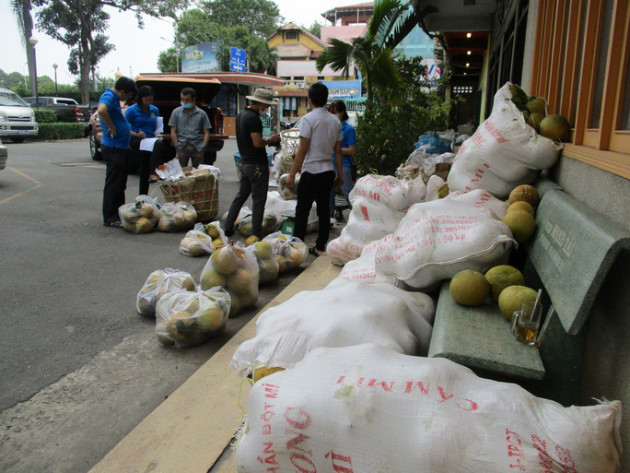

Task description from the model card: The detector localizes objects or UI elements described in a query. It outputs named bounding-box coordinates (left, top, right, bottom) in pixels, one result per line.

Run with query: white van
left=0, top=88, right=39, bottom=143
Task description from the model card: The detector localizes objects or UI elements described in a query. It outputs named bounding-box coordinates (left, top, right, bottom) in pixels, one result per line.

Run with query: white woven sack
left=339, top=235, right=396, bottom=284
left=350, top=173, right=426, bottom=211
left=327, top=197, right=405, bottom=265
left=375, top=189, right=513, bottom=289
left=235, top=343, right=622, bottom=473
left=447, top=82, right=562, bottom=199
left=230, top=278, right=434, bottom=377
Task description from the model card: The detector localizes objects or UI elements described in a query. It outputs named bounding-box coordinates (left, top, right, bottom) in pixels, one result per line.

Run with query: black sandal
left=309, top=247, right=324, bottom=257
left=103, top=220, right=123, bottom=228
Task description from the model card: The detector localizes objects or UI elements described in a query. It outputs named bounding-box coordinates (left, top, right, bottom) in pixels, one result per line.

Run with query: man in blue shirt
left=98, top=76, right=138, bottom=227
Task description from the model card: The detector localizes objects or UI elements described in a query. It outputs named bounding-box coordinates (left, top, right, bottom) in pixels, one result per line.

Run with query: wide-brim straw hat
left=246, top=88, right=279, bottom=105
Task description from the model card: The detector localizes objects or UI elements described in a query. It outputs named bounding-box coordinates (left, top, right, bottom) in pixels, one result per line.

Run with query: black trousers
left=130, top=138, right=165, bottom=195
left=102, top=145, right=129, bottom=224
left=294, top=170, right=335, bottom=251
left=224, top=163, right=269, bottom=238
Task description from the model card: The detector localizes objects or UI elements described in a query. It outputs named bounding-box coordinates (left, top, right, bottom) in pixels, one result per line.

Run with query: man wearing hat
left=224, top=88, right=280, bottom=239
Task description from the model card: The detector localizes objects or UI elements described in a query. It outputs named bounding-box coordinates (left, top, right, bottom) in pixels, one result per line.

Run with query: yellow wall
left=267, top=30, right=325, bottom=53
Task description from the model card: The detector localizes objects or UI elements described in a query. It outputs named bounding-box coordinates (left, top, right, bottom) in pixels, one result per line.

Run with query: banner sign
left=321, top=79, right=362, bottom=99
left=181, top=41, right=222, bottom=73
left=230, top=46, right=247, bottom=72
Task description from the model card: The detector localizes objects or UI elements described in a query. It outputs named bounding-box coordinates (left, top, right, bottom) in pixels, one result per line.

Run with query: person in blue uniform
left=328, top=99, right=357, bottom=223
left=99, top=76, right=138, bottom=227
left=126, top=85, right=165, bottom=195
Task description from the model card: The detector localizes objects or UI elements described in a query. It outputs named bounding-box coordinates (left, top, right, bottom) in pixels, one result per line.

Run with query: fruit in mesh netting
left=484, top=265, right=526, bottom=301
left=498, top=285, right=538, bottom=320
left=503, top=210, right=537, bottom=244
left=539, top=114, right=571, bottom=141
left=449, top=270, right=490, bottom=306
left=507, top=184, right=540, bottom=207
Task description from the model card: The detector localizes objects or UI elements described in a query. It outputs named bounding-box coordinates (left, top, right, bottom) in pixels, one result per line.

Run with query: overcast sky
left=0, top=0, right=362, bottom=85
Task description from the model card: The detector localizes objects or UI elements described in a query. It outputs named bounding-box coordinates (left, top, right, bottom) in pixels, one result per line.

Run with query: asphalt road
left=0, top=138, right=339, bottom=472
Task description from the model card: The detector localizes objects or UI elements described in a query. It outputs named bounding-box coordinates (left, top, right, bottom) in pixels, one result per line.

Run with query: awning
left=136, top=72, right=285, bottom=88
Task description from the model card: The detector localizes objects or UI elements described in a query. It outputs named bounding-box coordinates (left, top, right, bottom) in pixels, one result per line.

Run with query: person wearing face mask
left=168, top=87, right=212, bottom=169
left=98, top=76, right=138, bottom=227
left=327, top=100, right=357, bottom=225
left=125, top=85, right=166, bottom=195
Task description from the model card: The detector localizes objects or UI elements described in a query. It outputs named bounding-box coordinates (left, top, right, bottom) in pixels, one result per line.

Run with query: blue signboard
left=321, top=79, right=362, bottom=99
left=181, top=41, right=222, bottom=73
left=230, top=47, right=247, bottom=72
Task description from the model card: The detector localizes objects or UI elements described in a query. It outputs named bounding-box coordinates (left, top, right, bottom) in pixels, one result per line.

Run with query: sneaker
left=329, top=218, right=336, bottom=226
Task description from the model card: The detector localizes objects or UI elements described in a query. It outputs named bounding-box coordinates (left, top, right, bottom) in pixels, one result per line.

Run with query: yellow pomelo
left=507, top=201, right=535, bottom=217
left=200, top=268, right=227, bottom=290
left=246, top=235, right=260, bottom=246
left=135, top=217, right=154, bottom=233
left=206, top=224, right=220, bottom=239
left=503, top=210, right=537, bottom=244
left=525, top=97, right=547, bottom=114
left=508, top=184, right=540, bottom=207
left=226, top=268, right=254, bottom=294
left=253, top=241, right=273, bottom=259
left=498, top=285, right=538, bottom=320
left=527, top=112, right=545, bottom=131
left=484, top=265, right=526, bottom=301
left=539, top=114, right=571, bottom=141
left=211, top=246, right=239, bottom=275
left=252, top=366, right=285, bottom=383
left=196, top=306, right=225, bottom=332
left=449, top=270, right=490, bottom=306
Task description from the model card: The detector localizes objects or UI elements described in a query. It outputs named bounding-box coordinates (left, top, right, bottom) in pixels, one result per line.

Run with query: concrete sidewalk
left=88, top=255, right=341, bottom=473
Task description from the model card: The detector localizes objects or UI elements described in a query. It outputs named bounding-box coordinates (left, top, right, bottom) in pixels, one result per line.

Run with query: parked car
left=87, top=76, right=226, bottom=165
left=24, top=96, right=90, bottom=123
left=0, top=88, right=39, bottom=143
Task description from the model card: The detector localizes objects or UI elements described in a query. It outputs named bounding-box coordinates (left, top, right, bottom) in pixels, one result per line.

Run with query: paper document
left=154, top=117, right=164, bottom=135
left=140, top=138, right=159, bottom=152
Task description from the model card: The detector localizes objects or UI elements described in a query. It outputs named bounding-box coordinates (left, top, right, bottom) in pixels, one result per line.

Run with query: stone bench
left=428, top=179, right=630, bottom=405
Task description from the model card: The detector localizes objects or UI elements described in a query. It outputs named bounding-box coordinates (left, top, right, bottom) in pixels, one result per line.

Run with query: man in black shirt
left=224, top=88, right=280, bottom=239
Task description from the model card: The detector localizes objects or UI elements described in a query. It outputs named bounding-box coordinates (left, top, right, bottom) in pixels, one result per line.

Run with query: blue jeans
left=224, top=163, right=269, bottom=238
left=329, top=165, right=354, bottom=218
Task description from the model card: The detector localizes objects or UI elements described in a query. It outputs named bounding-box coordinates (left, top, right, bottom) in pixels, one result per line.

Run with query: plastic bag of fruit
left=245, top=239, right=279, bottom=284
left=202, top=221, right=228, bottom=248
left=277, top=173, right=300, bottom=200
left=136, top=268, right=196, bottom=316
left=119, top=195, right=160, bottom=233
left=179, top=228, right=215, bottom=257
left=157, top=201, right=197, bottom=232
left=262, top=232, right=308, bottom=273
left=199, top=244, right=259, bottom=317
left=155, top=287, right=231, bottom=347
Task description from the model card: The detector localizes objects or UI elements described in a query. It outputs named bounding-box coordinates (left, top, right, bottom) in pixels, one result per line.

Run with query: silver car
left=0, top=88, right=39, bottom=143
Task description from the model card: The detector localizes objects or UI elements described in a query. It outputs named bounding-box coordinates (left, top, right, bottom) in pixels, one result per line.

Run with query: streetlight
left=29, top=38, right=38, bottom=107
left=53, top=64, right=58, bottom=96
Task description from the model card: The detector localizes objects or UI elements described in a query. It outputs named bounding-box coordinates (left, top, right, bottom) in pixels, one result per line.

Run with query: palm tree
left=11, top=0, right=36, bottom=94
left=316, top=0, right=418, bottom=103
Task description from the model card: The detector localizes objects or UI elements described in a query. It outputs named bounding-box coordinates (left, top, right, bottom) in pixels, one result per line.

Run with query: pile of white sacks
left=228, top=83, right=622, bottom=472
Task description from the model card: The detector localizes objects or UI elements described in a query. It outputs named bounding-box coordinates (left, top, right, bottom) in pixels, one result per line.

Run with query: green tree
left=316, top=0, right=418, bottom=103
left=32, top=0, right=189, bottom=104
left=166, top=3, right=280, bottom=74
left=200, top=0, right=282, bottom=38
left=10, top=0, right=37, bottom=95
left=355, top=56, right=452, bottom=176
left=158, top=47, right=179, bottom=73
left=307, top=21, right=321, bottom=38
